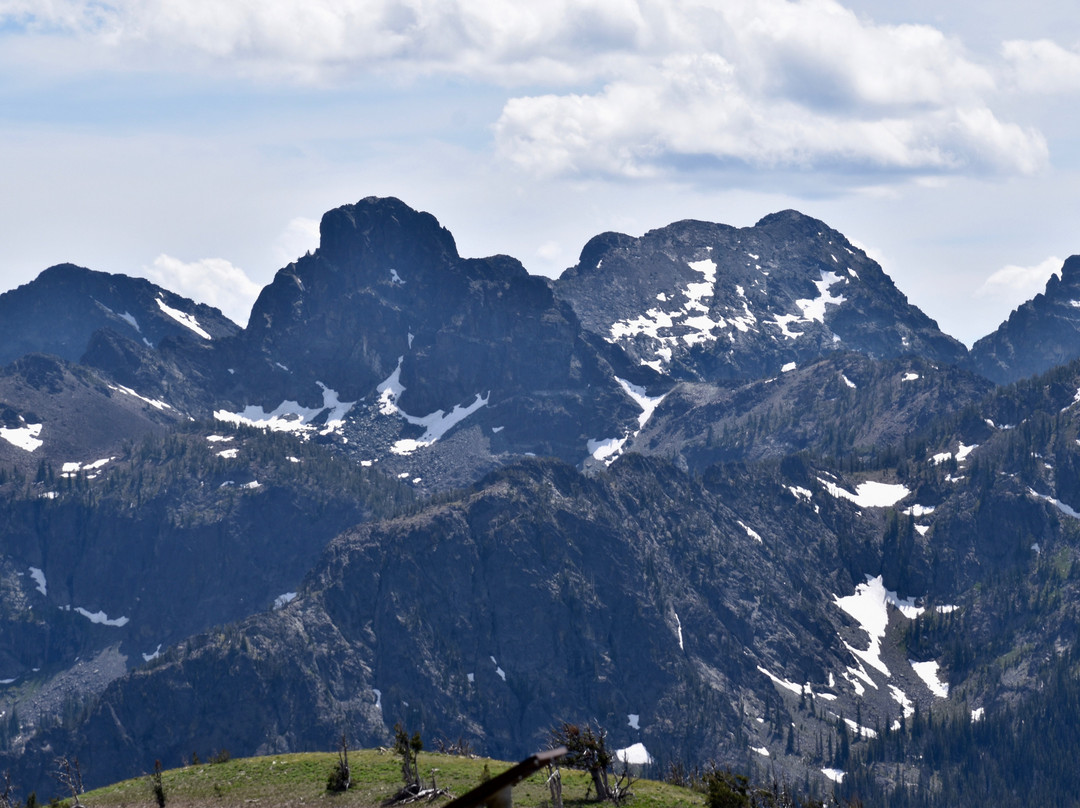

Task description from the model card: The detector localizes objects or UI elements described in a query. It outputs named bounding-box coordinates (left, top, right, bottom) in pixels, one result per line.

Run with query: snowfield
left=819, top=478, right=910, bottom=508
left=0, top=422, right=43, bottom=452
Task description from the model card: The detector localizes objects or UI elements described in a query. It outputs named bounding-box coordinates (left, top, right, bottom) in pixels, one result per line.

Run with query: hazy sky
left=2, top=0, right=1079, bottom=345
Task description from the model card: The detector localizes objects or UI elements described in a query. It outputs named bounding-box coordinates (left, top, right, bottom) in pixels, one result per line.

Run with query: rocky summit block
left=210, top=197, right=644, bottom=466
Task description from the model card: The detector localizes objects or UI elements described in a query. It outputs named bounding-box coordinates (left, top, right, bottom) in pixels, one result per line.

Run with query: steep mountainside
left=17, top=352, right=1080, bottom=804
left=0, top=353, right=181, bottom=475
left=967, top=255, right=1080, bottom=384
left=0, top=424, right=413, bottom=761
left=11, top=455, right=917, bottom=793
left=0, top=264, right=239, bottom=367
left=555, top=211, right=967, bottom=382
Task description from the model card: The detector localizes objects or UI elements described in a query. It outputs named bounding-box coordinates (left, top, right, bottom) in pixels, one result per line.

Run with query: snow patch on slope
left=834, top=575, right=925, bottom=680
left=1028, top=488, right=1080, bottom=519
left=109, top=384, right=172, bottom=410
left=155, top=297, right=211, bottom=339
left=911, top=660, right=950, bottom=698
left=819, top=478, right=910, bottom=508
left=588, top=436, right=627, bottom=463
left=215, top=382, right=355, bottom=436
left=616, top=743, right=654, bottom=765
left=28, top=567, right=47, bottom=596
left=773, top=271, right=846, bottom=339
left=738, top=520, right=763, bottom=543
left=70, top=606, right=129, bottom=627
left=586, top=378, right=668, bottom=466
left=375, top=357, right=489, bottom=454
left=616, top=377, right=666, bottom=431
left=391, top=393, right=490, bottom=455
left=608, top=259, right=728, bottom=366
left=0, top=423, right=43, bottom=452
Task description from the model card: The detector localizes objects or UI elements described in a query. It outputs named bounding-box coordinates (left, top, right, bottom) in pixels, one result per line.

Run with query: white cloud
left=1002, top=39, right=1080, bottom=94
left=713, top=0, right=995, bottom=109
left=0, top=0, right=1051, bottom=184
left=495, top=52, right=1046, bottom=179
left=976, top=255, right=1063, bottom=301
left=0, top=0, right=661, bottom=84
left=489, top=0, right=1046, bottom=182
left=272, top=217, right=320, bottom=267
left=144, top=255, right=262, bottom=327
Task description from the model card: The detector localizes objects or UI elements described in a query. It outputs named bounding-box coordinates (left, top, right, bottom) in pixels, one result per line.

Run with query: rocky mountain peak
left=555, top=210, right=967, bottom=382
left=207, top=198, right=643, bottom=467
left=1060, top=254, right=1080, bottom=284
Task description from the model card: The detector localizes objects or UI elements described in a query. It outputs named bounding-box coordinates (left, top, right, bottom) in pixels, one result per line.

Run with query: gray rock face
left=0, top=353, right=179, bottom=475
left=630, top=353, right=994, bottom=471
left=967, top=255, right=1080, bottom=384
left=555, top=210, right=967, bottom=381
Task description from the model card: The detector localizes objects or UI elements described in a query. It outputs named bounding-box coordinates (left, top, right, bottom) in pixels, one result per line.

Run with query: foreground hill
left=69, top=749, right=707, bottom=808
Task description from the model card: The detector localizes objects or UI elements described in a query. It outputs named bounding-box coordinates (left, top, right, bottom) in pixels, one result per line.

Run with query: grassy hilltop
left=73, top=748, right=705, bottom=808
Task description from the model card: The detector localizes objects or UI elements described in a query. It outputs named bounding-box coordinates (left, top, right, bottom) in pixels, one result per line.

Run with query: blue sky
left=1, top=0, right=1079, bottom=345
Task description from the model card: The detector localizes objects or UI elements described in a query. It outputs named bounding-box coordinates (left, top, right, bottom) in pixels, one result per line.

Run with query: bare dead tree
left=547, top=763, right=563, bottom=808
left=327, top=733, right=351, bottom=792
left=607, top=756, right=635, bottom=805
left=433, top=735, right=474, bottom=757
left=54, top=756, right=84, bottom=807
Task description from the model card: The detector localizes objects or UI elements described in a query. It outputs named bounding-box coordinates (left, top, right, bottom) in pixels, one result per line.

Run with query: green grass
left=78, top=748, right=705, bottom=808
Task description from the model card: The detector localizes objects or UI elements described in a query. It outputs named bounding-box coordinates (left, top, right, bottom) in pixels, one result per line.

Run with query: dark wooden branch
left=440, top=747, right=567, bottom=808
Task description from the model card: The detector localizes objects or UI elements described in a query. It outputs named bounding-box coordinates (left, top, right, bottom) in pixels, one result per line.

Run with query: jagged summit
left=555, top=210, right=967, bottom=381
left=967, top=255, right=1080, bottom=384
left=214, top=196, right=642, bottom=465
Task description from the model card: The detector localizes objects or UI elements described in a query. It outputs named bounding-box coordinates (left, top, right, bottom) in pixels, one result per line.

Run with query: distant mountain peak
left=556, top=210, right=966, bottom=381
left=754, top=208, right=827, bottom=229
left=0, top=264, right=239, bottom=368
left=967, top=255, right=1080, bottom=384
left=1060, top=254, right=1080, bottom=283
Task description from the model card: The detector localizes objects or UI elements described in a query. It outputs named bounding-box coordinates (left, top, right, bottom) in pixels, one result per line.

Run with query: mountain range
left=2, top=196, right=1080, bottom=806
